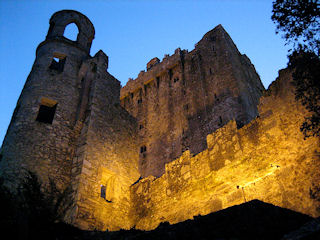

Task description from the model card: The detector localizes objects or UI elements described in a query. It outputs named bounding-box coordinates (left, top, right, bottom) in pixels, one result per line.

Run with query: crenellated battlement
left=121, top=47, right=187, bottom=99
left=120, top=24, right=264, bottom=177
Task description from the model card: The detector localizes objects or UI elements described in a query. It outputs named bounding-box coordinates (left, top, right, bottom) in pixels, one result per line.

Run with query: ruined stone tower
left=0, top=10, right=96, bottom=186
left=2, top=10, right=319, bottom=232
left=0, top=10, right=140, bottom=229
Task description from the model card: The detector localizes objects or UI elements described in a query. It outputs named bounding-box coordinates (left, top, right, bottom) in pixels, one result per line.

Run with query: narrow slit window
left=144, top=84, right=148, bottom=96
left=49, top=53, right=66, bottom=73
left=168, top=69, right=173, bottom=80
left=36, top=97, right=57, bottom=124
left=100, top=185, right=106, bottom=199
left=156, top=76, right=160, bottom=88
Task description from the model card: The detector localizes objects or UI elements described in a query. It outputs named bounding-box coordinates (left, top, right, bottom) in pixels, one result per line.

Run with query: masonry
left=120, top=25, right=264, bottom=177
left=0, top=10, right=319, bottom=231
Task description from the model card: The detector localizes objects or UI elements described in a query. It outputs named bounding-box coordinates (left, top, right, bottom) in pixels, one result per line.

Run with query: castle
left=0, top=10, right=319, bottom=231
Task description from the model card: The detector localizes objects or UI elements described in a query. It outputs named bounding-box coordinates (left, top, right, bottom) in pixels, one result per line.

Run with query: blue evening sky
left=0, top=0, right=290, bottom=144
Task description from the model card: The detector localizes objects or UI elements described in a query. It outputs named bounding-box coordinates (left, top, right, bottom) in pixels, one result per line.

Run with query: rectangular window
left=168, top=69, right=173, bottom=80
left=36, top=97, right=57, bottom=124
left=100, top=185, right=106, bottom=199
left=49, top=53, right=66, bottom=73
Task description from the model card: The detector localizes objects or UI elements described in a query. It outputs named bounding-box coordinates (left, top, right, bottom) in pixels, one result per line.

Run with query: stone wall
left=71, top=51, right=140, bottom=230
left=0, top=10, right=95, bottom=189
left=129, top=69, right=320, bottom=230
left=120, top=25, right=264, bottom=178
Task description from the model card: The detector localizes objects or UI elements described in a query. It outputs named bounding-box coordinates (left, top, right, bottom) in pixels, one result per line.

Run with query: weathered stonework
left=129, top=69, right=320, bottom=230
left=120, top=25, right=264, bottom=177
left=0, top=10, right=319, bottom=232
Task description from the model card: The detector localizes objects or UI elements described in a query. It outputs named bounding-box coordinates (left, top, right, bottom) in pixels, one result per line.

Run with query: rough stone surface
left=0, top=10, right=319, bottom=232
left=120, top=25, right=264, bottom=177
left=129, top=69, right=320, bottom=230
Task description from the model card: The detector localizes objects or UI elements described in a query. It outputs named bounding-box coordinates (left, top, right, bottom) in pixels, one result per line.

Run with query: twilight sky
left=0, top=0, right=290, bottom=144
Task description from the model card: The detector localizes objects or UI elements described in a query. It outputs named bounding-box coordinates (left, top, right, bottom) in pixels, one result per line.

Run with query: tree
left=272, top=0, right=320, bottom=54
left=288, top=49, right=320, bottom=137
left=0, top=171, right=75, bottom=240
left=272, top=0, right=320, bottom=138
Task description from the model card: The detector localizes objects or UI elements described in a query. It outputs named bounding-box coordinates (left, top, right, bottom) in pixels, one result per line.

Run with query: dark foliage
left=0, top=172, right=74, bottom=240
left=272, top=0, right=320, bottom=53
left=272, top=0, right=320, bottom=138
left=289, top=49, right=320, bottom=137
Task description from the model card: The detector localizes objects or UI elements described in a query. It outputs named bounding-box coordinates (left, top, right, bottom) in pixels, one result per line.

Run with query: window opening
left=144, top=84, right=148, bottom=96
left=91, top=63, right=97, bottom=73
left=64, top=22, right=79, bottom=41
left=139, top=124, right=144, bottom=130
left=156, top=76, right=160, bottom=88
left=138, top=99, right=142, bottom=104
left=100, top=185, right=106, bottom=199
left=174, top=77, right=179, bottom=83
left=36, top=97, right=57, bottom=124
left=49, top=53, right=66, bottom=73
left=214, top=93, right=219, bottom=102
left=168, top=69, right=173, bottom=80
left=219, top=116, right=222, bottom=125
left=140, top=146, right=147, bottom=153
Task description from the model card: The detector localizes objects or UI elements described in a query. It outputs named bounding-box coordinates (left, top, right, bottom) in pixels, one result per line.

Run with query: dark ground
left=2, top=199, right=319, bottom=239
left=51, top=200, right=319, bottom=240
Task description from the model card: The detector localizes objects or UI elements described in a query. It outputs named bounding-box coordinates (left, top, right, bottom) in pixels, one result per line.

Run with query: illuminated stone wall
left=1, top=10, right=319, bottom=233
left=129, top=69, right=320, bottom=230
left=70, top=51, right=140, bottom=230
left=120, top=25, right=264, bottom=178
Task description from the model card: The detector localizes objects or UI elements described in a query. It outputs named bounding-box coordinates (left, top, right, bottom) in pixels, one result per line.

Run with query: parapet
left=120, top=48, right=187, bottom=99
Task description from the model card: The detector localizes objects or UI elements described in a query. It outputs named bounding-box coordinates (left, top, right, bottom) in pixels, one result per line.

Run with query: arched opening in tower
left=64, top=22, right=79, bottom=41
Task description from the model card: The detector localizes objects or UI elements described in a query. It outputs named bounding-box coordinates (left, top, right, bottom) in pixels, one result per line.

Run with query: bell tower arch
left=46, top=10, right=95, bottom=53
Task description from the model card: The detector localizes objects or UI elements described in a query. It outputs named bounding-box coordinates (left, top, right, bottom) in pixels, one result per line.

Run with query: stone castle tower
left=0, top=10, right=140, bottom=228
left=120, top=25, right=264, bottom=177
left=1, top=10, right=319, bottom=231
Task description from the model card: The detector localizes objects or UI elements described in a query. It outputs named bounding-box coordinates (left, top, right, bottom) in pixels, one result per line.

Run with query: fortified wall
left=120, top=25, right=264, bottom=178
left=0, top=10, right=319, bottom=232
left=128, top=69, right=320, bottom=230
